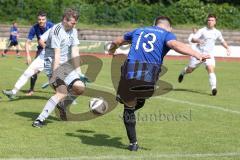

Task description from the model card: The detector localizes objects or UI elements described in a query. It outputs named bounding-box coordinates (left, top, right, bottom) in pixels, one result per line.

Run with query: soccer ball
left=89, top=97, right=108, bottom=114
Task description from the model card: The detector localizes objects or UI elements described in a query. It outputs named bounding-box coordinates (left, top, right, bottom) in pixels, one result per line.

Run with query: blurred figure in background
left=2, top=22, right=20, bottom=57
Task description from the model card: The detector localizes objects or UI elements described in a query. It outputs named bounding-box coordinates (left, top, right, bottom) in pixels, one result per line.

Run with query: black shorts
left=117, top=77, right=155, bottom=103
left=9, top=41, right=18, bottom=47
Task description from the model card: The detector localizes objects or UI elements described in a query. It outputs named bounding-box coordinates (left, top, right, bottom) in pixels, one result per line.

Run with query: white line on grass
left=3, top=152, right=240, bottom=159
left=153, top=96, right=240, bottom=115
left=88, top=83, right=240, bottom=115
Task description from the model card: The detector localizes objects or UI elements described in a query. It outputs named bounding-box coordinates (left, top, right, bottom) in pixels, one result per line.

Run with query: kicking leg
left=178, top=56, right=200, bottom=83
left=2, top=67, right=37, bottom=100
left=32, top=84, right=68, bottom=128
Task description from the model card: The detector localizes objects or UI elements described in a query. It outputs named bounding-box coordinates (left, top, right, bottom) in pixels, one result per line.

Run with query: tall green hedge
left=0, top=0, right=239, bottom=29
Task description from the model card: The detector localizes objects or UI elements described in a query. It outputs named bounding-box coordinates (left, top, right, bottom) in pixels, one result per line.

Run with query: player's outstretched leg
left=2, top=90, right=16, bottom=100
left=2, top=67, right=36, bottom=100
left=178, top=67, right=188, bottom=83
left=178, top=66, right=195, bottom=83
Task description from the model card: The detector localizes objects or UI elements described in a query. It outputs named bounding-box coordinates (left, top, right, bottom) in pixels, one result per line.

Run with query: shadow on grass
left=66, top=130, right=126, bottom=150
left=20, top=89, right=54, bottom=95
left=66, top=129, right=150, bottom=151
left=15, top=111, right=59, bottom=123
left=172, top=88, right=210, bottom=96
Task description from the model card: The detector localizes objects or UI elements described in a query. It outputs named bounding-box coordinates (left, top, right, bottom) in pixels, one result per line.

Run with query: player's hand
left=198, top=39, right=205, bottom=44
left=200, top=54, right=210, bottom=62
left=226, top=48, right=231, bottom=56
left=26, top=56, right=32, bottom=65
left=49, top=73, right=57, bottom=85
left=79, top=74, right=90, bottom=84
left=108, top=42, right=118, bottom=55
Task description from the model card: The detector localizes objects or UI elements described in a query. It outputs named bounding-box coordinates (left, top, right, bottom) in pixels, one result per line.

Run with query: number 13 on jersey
left=135, top=32, right=156, bottom=52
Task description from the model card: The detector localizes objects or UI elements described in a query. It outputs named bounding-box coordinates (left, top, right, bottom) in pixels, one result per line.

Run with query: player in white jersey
left=32, top=8, right=86, bottom=127
left=178, top=14, right=231, bottom=96
left=2, top=29, right=51, bottom=100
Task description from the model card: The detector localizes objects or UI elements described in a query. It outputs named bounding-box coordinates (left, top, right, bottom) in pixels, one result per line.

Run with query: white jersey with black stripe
left=44, top=22, right=80, bottom=64
left=193, top=27, right=224, bottom=55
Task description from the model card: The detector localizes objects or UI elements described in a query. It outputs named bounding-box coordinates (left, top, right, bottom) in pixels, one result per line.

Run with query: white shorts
left=28, top=56, right=44, bottom=73
left=188, top=48, right=215, bottom=69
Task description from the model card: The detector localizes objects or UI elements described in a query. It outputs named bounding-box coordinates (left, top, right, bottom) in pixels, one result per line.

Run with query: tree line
left=0, top=0, right=239, bottom=29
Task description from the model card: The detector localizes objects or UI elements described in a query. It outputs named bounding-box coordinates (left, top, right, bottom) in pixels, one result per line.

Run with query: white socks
left=12, top=69, right=35, bottom=94
left=37, top=96, right=60, bottom=122
left=209, top=73, right=217, bottom=89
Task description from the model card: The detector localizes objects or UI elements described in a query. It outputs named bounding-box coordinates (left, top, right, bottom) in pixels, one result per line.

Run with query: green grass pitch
left=0, top=55, right=240, bottom=160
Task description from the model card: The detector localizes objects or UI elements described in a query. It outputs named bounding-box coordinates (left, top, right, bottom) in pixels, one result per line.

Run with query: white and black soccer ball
left=89, top=97, right=108, bottom=114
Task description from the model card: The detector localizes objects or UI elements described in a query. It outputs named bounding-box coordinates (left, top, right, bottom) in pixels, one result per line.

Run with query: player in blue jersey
left=2, top=11, right=53, bottom=100
left=25, top=11, right=54, bottom=96
left=2, top=22, right=20, bottom=57
left=108, top=16, right=209, bottom=151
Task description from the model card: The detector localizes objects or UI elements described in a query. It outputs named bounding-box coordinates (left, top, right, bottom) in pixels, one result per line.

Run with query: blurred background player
left=2, top=22, right=20, bottom=57
left=178, top=14, right=231, bottom=96
left=108, top=16, right=209, bottom=151
left=25, top=11, right=53, bottom=96
left=32, top=8, right=86, bottom=127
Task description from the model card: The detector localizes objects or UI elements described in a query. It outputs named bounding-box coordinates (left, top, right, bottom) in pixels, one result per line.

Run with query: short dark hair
left=62, top=8, right=79, bottom=21
left=207, top=14, right=217, bottom=20
left=38, top=11, right=47, bottom=17
left=154, top=16, right=172, bottom=26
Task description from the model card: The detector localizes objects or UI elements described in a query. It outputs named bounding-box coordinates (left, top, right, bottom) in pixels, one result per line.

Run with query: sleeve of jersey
left=72, top=29, right=80, bottom=46
left=165, top=32, right=177, bottom=43
left=10, top=27, right=13, bottom=33
left=192, top=29, right=202, bottom=39
left=218, top=31, right=225, bottom=43
left=27, top=27, right=35, bottom=40
left=40, top=29, right=50, bottom=42
left=51, top=32, right=61, bottom=49
left=123, top=30, right=134, bottom=41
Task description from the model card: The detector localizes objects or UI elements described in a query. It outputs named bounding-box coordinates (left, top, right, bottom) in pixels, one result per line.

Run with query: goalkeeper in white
left=178, top=14, right=231, bottom=96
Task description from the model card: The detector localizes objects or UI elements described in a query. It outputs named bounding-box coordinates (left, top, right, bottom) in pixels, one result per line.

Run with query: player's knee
left=71, top=80, right=85, bottom=96
left=55, top=92, right=67, bottom=101
left=23, top=69, right=35, bottom=78
left=135, top=99, right=145, bottom=111
left=186, top=67, right=194, bottom=73
left=124, top=100, right=137, bottom=108
left=206, top=66, right=215, bottom=73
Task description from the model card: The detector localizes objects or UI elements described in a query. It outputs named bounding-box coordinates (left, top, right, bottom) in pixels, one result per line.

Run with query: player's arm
left=109, top=30, right=134, bottom=55
left=25, top=27, right=35, bottom=65
left=25, top=40, right=32, bottom=65
left=167, top=40, right=209, bottom=61
left=108, top=36, right=130, bottom=55
left=39, top=29, right=51, bottom=48
left=221, top=41, right=231, bottom=56
left=71, top=46, right=81, bottom=75
left=10, top=27, right=17, bottom=36
left=191, top=29, right=204, bottom=44
left=218, top=32, right=231, bottom=56
left=50, top=30, right=61, bottom=81
left=70, top=29, right=82, bottom=75
left=53, top=48, right=61, bottom=72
